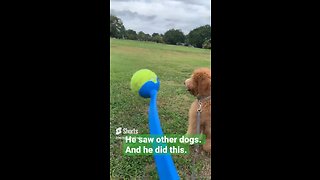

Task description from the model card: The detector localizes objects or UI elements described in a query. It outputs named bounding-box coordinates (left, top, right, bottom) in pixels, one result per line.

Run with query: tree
left=202, top=38, right=211, bottom=49
left=184, top=34, right=191, bottom=46
left=137, top=31, right=146, bottom=41
left=152, top=33, right=159, bottom=37
left=187, top=25, right=211, bottom=48
left=145, top=33, right=152, bottom=41
left=163, top=29, right=185, bottom=45
left=152, top=35, right=164, bottom=43
left=110, top=15, right=126, bottom=39
left=125, top=29, right=137, bottom=40
left=150, top=33, right=163, bottom=43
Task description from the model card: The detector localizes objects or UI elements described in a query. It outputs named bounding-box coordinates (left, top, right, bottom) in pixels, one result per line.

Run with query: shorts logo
left=116, top=127, right=122, bottom=135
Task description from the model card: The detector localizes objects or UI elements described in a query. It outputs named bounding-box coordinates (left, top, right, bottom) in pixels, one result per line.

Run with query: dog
left=184, top=67, right=211, bottom=153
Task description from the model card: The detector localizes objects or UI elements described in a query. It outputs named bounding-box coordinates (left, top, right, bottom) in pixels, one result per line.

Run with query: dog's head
left=184, top=68, right=211, bottom=97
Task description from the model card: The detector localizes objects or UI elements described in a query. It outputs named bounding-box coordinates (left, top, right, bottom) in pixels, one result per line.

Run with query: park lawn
left=110, top=38, right=211, bottom=179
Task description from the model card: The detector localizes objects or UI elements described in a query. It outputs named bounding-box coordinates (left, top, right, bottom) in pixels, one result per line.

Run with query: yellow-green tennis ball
left=130, top=69, right=158, bottom=93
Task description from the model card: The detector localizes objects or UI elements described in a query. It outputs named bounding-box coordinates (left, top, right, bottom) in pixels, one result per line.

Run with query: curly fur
left=184, top=67, right=211, bottom=152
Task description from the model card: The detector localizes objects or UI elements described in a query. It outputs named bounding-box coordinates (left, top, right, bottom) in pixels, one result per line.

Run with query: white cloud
left=110, top=0, right=211, bottom=34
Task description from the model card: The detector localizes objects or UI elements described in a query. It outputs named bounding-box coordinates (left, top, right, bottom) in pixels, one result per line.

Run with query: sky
left=110, top=0, right=211, bottom=35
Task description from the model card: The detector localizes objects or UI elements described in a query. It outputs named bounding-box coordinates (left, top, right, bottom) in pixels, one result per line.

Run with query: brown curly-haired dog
left=184, top=67, right=211, bottom=153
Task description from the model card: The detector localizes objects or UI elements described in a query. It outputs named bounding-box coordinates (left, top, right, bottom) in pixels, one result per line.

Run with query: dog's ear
left=198, top=76, right=211, bottom=96
left=193, top=68, right=211, bottom=96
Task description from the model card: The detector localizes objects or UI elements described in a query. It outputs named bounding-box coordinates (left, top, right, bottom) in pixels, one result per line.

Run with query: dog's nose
left=184, top=81, right=186, bottom=85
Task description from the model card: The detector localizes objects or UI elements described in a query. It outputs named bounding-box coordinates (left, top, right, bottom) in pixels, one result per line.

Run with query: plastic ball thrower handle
left=139, top=79, right=180, bottom=180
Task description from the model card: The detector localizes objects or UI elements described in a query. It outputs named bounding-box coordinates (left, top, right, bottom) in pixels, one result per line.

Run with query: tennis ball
left=130, top=69, right=160, bottom=98
left=130, top=69, right=157, bottom=92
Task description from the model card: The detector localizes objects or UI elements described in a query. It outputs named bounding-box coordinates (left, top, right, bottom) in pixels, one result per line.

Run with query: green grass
left=110, top=38, right=211, bottom=179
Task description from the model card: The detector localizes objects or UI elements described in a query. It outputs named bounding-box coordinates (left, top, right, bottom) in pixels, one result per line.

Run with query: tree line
left=110, top=15, right=211, bottom=49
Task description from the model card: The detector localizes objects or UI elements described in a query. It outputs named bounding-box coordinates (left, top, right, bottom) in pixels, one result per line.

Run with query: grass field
left=110, top=38, right=211, bottom=179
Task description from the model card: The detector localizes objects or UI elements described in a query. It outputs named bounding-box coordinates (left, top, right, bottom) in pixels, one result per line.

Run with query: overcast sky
left=110, top=0, right=211, bottom=35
